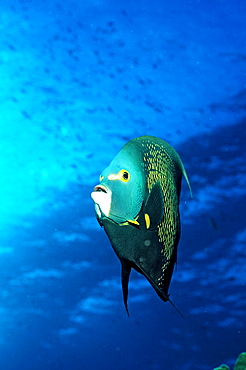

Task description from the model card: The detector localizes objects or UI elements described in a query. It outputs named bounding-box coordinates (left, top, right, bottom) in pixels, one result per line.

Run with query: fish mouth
left=91, top=184, right=111, bottom=219
left=93, top=185, right=108, bottom=193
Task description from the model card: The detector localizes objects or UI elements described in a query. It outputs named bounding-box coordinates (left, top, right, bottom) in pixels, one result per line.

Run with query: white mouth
left=91, top=185, right=112, bottom=217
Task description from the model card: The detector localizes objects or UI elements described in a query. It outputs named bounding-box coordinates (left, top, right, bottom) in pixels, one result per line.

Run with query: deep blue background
left=0, top=1, right=245, bottom=369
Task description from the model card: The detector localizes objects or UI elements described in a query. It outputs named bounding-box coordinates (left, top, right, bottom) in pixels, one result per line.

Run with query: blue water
left=0, top=1, right=245, bottom=369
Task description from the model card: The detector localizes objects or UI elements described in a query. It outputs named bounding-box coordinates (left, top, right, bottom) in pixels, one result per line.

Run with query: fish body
left=91, top=135, right=191, bottom=315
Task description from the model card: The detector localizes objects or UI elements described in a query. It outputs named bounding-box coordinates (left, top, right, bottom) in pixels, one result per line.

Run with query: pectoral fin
left=144, top=181, right=164, bottom=230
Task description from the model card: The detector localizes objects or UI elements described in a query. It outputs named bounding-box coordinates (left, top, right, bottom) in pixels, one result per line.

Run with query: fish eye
left=119, top=169, right=130, bottom=182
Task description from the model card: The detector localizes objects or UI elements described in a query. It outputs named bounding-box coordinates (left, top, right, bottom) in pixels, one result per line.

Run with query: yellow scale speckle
left=142, top=140, right=180, bottom=287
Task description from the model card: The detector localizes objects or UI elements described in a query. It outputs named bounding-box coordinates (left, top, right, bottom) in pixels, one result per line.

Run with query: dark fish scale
left=139, top=138, right=181, bottom=290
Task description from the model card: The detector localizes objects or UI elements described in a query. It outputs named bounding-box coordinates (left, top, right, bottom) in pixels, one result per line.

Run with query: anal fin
left=121, top=260, right=131, bottom=316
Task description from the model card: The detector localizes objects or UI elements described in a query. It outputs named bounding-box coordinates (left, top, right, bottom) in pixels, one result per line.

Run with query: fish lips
left=91, top=184, right=111, bottom=220
left=93, top=184, right=108, bottom=193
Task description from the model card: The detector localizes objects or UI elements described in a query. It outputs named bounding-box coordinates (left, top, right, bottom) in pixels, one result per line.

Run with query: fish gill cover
left=0, top=0, right=245, bottom=369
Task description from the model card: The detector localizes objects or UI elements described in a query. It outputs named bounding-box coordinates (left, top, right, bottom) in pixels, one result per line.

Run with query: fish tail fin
left=167, top=296, right=184, bottom=318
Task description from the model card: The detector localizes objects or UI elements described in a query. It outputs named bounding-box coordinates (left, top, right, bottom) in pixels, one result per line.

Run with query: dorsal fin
left=181, top=164, right=193, bottom=198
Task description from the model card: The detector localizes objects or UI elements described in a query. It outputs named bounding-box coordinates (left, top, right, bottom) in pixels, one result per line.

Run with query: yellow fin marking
left=127, top=219, right=140, bottom=226
left=144, top=213, right=151, bottom=229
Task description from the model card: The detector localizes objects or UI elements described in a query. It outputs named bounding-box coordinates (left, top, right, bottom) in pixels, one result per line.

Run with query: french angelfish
left=91, top=135, right=192, bottom=316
